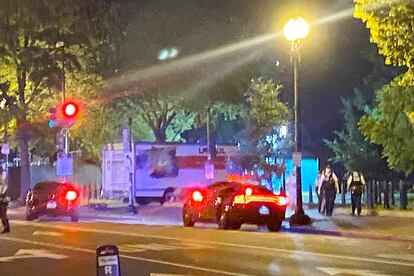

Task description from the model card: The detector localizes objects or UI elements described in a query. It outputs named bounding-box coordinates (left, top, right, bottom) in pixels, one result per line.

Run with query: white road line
left=0, top=236, right=249, bottom=276
left=317, top=266, right=393, bottom=276
left=11, top=220, right=414, bottom=268
left=377, top=254, right=414, bottom=262
left=33, top=231, right=63, bottom=237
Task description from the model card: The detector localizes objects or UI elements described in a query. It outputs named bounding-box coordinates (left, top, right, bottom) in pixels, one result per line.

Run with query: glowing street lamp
left=284, top=16, right=311, bottom=226
left=283, top=17, right=309, bottom=41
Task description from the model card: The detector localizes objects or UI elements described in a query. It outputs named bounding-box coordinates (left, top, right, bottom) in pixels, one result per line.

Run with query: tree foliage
left=359, top=84, right=414, bottom=175
left=115, top=90, right=195, bottom=143
left=355, top=0, right=414, bottom=175
left=243, top=78, right=289, bottom=164
left=0, top=0, right=121, bottom=195
left=354, top=0, right=414, bottom=70
left=325, top=90, right=389, bottom=178
left=245, top=78, right=289, bottom=142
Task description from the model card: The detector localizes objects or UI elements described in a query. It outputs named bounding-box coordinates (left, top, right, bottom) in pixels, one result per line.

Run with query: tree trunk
left=17, top=134, right=30, bottom=199
left=153, top=128, right=166, bottom=143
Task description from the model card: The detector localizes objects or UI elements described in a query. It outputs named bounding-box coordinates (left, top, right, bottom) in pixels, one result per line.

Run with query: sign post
left=96, top=245, right=121, bottom=276
left=123, top=118, right=136, bottom=214
left=56, top=153, right=73, bottom=176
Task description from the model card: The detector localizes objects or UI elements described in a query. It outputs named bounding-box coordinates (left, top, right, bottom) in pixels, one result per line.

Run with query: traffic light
left=49, top=107, right=58, bottom=128
left=48, top=100, right=81, bottom=128
left=62, top=101, right=79, bottom=120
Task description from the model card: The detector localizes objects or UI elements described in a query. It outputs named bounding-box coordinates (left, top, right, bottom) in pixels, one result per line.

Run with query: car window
left=33, top=182, right=63, bottom=194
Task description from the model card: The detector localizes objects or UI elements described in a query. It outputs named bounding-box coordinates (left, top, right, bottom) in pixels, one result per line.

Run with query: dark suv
left=26, top=181, right=80, bottom=222
left=183, top=182, right=287, bottom=232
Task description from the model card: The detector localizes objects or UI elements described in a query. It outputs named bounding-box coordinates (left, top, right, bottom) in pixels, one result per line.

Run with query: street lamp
left=284, top=17, right=311, bottom=225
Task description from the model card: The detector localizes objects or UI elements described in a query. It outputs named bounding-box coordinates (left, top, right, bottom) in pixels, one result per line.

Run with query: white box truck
left=133, top=142, right=239, bottom=205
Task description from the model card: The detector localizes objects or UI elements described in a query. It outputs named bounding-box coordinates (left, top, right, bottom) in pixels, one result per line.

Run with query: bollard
left=377, top=181, right=381, bottom=205
left=369, top=181, right=375, bottom=209
left=391, top=181, right=395, bottom=206
left=341, top=181, right=346, bottom=206
left=384, top=181, right=390, bottom=209
left=364, top=181, right=368, bottom=205
left=309, top=184, right=313, bottom=204
left=96, top=245, right=121, bottom=276
left=367, top=181, right=372, bottom=214
left=399, top=180, right=407, bottom=210
left=378, top=181, right=383, bottom=205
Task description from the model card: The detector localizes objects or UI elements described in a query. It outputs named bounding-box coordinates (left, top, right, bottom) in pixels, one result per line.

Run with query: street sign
left=56, top=153, right=73, bottom=176
left=1, top=143, right=9, bottom=155
left=96, top=245, right=121, bottom=276
left=292, top=151, right=302, bottom=166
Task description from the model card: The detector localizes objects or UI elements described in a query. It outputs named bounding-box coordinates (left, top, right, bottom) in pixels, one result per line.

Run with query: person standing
left=0, top=170, right=10, bottom=234
left=321, top=165, right=339, bottom=216
left=347, top=170, right=366, bottom=216
left=314, top=170, right=324, bottom=213
left=286, top=170, right=297, bottom=212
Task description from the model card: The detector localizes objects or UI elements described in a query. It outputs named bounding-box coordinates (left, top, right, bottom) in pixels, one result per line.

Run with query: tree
left=354, top=0, right=414, bottom=175
left=324, top=90, right=390, bottom=178
left=359, top=84, right=414, bottom=175
left=243, top=78, right=290, bottom=164
left=115, top=90, right=195, bottom=143
left=0, top=0, right=119, bottom=197
left=354, top=0, right=414, bottom=71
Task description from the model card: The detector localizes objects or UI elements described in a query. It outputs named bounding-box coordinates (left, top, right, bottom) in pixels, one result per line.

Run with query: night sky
left=115, top=0, right=376, bottom=162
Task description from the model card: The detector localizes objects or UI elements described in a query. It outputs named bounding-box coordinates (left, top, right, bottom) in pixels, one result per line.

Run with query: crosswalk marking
left=33, top=231, right=63, bottom=237
left=0, top=249, right=68, bottom=263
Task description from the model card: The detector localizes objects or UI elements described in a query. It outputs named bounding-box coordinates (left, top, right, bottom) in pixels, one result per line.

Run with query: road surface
left=1, top=217, right=413, bottom=275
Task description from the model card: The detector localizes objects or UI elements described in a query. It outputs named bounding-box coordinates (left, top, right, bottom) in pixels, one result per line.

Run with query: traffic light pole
left=58, top=41, right=69, bottom=183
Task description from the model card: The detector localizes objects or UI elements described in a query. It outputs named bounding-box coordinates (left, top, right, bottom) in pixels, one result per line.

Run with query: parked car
left=182, top=181, right=287, bottom=232
left=25, top=181, right=80, bottom=222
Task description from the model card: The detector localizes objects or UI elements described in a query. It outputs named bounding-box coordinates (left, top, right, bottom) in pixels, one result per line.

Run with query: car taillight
left=66, top=190, right=77, bottom=201
left=277, top=195, right=287, bottom=206
left=192, top=190, right=203, bottom=202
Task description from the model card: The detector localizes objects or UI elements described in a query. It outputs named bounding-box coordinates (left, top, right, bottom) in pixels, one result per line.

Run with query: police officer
left=0, top=166, right=10, bottom=233
left=347, top=170, right=366, bottom=216
left=321, top=165, right=339, bottom=216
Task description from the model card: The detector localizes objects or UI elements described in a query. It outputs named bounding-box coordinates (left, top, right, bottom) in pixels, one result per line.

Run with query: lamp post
left=284, top=17, right=311, bottom=225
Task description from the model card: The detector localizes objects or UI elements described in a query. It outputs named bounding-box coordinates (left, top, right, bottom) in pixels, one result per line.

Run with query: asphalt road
left=1, top=217, right=414, bottom=276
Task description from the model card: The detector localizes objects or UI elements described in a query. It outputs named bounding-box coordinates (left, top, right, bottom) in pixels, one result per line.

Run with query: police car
left=25, top=181, right=80, bottom=222
left=182, top=181, right=287, bottom=232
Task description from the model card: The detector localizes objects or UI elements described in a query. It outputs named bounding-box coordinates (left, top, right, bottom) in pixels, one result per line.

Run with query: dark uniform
left=0, top=181, right=10, bottom=233
left=321, top=167, right=339, bottom=216
left=347, top=171, right=366, bottom=216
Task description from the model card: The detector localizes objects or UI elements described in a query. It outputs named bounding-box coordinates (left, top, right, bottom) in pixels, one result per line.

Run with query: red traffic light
left=62, top=101, right=79, bottom=119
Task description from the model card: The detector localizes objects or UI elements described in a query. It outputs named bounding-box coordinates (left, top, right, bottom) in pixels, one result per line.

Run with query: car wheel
left=137, top=197, right=150, bottom=206
left=70, top=210, right=79, bottom=222
left=160, top=188, right=175, bottom=205
left=267, top=220, right=283, bottom=232
left=26, top=211, right=37, bottom=221
left=231, top=223, right=242, bottom=230
left=218, top=211, right=231, bottom=230
left=183, top=210, right=195, bottom=227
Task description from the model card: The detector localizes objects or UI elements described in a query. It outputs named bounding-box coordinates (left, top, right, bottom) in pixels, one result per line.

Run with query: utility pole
left=56, top=41, right=69, bottom=183
left=124, top=118, right=136, bottom=214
